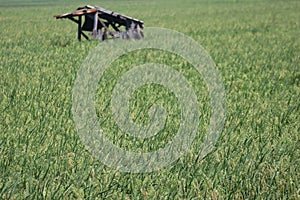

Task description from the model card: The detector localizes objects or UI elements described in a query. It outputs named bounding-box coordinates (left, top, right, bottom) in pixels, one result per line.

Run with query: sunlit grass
left=0, top=0, right=299, bottom=199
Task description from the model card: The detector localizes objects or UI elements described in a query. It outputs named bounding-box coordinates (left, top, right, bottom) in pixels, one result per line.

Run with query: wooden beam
left=78, top=15, right=82, bottom=41
left=92, top=12, right=98, bottom=39
left=67, top=16, right=79, bottom=24
left=81, top=31, right=89, bottom=40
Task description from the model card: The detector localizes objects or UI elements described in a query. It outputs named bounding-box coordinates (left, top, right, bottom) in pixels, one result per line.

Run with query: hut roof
left=54, top=5, right=144, bottom=28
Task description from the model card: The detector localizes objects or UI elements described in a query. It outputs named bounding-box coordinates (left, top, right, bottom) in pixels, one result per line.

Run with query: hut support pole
left=78, top=15, right=82, bottom=41
left=92, top=12, right=98, bottom=39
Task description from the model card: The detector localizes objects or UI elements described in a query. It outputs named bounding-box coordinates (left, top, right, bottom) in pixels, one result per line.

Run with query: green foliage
left=0, top=0, right=299, bottom=199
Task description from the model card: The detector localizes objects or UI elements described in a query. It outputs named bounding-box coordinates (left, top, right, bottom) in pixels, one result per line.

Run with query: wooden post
left=136, top=24, right=143, bottom=39
left=78, top=15, right=82, bottom=41
left=92, top=12, right=98, bottom=39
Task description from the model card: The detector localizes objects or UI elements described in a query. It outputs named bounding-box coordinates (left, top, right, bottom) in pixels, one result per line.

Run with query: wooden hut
left=54, top=5, right=144, bottom=41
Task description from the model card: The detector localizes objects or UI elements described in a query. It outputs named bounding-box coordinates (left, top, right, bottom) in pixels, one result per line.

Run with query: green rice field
left=0, top=0, right=299, bottom=199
